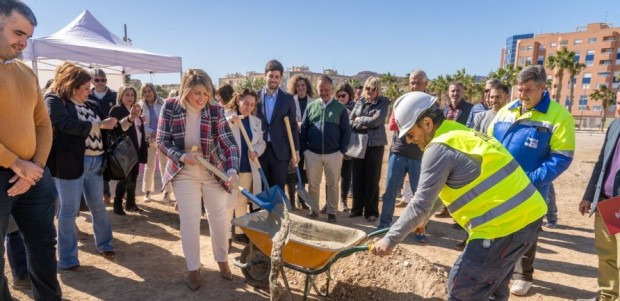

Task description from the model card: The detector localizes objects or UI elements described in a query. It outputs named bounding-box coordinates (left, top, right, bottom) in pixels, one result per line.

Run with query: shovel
left=195, top=156, right=287, bottom=213
left=236, top=117, right=292, bottom=212
left=283, top=116, right=320, bottom=214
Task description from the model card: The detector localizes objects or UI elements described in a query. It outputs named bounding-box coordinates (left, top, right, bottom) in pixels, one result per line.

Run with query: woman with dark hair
left=286, top=75, right=314, bottom=210
left=335, top=82, right=355, bottom=212
left=140, top=83, right=173, bottom=204
left=157, top=69, right=239, bottom=291
left=109, top=86, right=148, bottom=215
left=349, top=77, right=389, bottom=222
left=224, top=89, right=265, bottom=243
left=46, top=62, right=118, bottom=270
left=215, top=84, right=235, bottom=106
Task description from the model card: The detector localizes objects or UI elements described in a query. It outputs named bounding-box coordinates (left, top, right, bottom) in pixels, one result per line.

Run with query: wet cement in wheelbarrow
left=243, top=211, right=366, bottom=250
left=285, top=244, right=448, bottom=300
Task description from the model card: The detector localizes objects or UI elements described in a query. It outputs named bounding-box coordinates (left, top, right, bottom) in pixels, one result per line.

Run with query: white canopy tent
left=21, top=10, right=182, bottom=87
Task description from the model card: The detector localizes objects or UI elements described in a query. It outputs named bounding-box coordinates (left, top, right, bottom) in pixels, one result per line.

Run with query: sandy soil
left=5, top=130, right=604, bottom=301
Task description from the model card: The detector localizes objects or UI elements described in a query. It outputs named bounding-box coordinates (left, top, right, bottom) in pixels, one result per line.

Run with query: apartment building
left=501, top=23, right=619, bottom=128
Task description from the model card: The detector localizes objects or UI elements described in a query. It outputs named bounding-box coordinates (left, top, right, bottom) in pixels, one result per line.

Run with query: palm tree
left=380, top=72, right=398, bottom=85
left=345, top=78, right=361, bottom=88
left=590, top=84, right=617, bottom=131
left=566, top=61, right=586, bottom=114
left=488, top=64, right=522, bottom=88
left=428, top=74, right=453, bottom=106
left=546, top=47, right=574, bottom=103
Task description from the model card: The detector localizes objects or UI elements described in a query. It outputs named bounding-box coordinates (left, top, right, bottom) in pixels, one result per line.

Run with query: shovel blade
left=240, top=189, right=274, bottom=212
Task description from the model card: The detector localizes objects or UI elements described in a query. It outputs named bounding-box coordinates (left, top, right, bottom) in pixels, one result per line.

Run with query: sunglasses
left=93, top=78, right=107, bottom=83
left=336, top=93, right=348, bottom=98
left=365, top=87, right=376, bottom=92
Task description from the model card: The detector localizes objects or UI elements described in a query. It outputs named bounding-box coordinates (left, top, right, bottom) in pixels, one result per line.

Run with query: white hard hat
left=393, top=92, right=437, bottom=138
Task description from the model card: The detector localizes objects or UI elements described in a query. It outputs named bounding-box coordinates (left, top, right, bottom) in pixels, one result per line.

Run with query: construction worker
left=371, top=91, right=546, bottom=300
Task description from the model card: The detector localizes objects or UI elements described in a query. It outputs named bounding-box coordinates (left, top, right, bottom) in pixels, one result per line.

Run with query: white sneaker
left=510, top=280, right=532, bottom=296
left=144, top=192, right=152, bottom=203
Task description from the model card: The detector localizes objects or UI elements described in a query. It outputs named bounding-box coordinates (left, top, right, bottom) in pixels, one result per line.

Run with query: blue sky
left=24, top=0, right=620, bottom=85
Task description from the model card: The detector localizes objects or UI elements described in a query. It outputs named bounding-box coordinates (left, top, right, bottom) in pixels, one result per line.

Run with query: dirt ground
left=5, top=130, right=604, bottom=301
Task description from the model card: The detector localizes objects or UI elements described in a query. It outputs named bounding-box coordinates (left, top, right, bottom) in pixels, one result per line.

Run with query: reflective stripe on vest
left=432, top=121, right=546, bottom=241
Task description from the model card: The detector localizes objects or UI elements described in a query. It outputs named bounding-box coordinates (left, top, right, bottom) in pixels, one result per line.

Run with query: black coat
left=256, top=88, right=299, bottom=160
left=45, top=94, right=109, bottom=180
left=108, top=104, right=148, bottom=165
left=88, top=88, right=117, bottom=118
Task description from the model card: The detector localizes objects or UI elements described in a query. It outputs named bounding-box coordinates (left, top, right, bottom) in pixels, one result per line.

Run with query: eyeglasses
left=365, top=87, right=376, bottom=92
left=336, top=93, right=348, bottom=98
left=93, top=78, right=107, bottom=83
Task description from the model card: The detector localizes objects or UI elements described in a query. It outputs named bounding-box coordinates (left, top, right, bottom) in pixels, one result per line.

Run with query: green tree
left=428, top=74, right=453, bottom=105
left=345, top=78, right=361, bottom=88
left=546, top=47, right=574, bottom=103
left=566, top=60, right=586, bottom=114
left=488, top=64, right=522, bottom=88
left=590, top=84, right=617, bottom=131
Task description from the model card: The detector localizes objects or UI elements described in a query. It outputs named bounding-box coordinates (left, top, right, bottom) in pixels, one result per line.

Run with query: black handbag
left=106, top=127, right=139, bottom=180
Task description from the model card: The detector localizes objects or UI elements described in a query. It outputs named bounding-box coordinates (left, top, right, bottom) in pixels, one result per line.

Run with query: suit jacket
left=109, top=104, right=148, bottom=165
left=256, top=87, right=299, bottom=160
left=225, top=110, right=266, bottom=194
left=45, top=93, right=109, bottom=180
left=583, top=119, right=620, bottom=204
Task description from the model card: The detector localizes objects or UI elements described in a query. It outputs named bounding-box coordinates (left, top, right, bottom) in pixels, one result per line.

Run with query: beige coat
left=225, top=110, right=266, bottom=194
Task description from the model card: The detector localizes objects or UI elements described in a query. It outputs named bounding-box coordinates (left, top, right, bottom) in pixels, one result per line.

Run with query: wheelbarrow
left=232, top=210, right=389, bottom=300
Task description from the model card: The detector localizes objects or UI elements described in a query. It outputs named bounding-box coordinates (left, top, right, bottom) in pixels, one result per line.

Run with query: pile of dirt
left=284, top=245, right=448, bottom=300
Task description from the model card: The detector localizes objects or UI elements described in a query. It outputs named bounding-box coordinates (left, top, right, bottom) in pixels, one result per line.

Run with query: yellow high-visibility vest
left=431, top=121, right=546, bottom=241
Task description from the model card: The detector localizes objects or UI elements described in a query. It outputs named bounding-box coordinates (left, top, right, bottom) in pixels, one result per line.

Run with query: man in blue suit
left=256, top=60, right=299, bottom=190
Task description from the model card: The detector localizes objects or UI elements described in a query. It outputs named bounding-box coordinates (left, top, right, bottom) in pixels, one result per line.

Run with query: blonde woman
left=224, top=89, right=266, bottom=243
left=157, top=69, right=239, bottom=291
left=140, top=83, right=173, bottom=204
left=109, top=86, right=148, bottom=215
left=349, top=76, right=389, bottom=222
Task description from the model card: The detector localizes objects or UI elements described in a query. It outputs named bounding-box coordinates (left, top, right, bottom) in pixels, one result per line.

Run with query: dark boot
left=113, top=198, right=126, bottom=215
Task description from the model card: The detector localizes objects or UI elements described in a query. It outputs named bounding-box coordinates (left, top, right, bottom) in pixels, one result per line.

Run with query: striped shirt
left=72, top=100, right=104, bottom=156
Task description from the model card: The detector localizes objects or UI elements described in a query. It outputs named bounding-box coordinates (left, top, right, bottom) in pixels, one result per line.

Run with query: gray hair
left=91, top=68, right=107, bottom=79
left=0, top=0, right=37, bottom=29
left=409, top=69, right=429, bottom=83
left=517, top=65, right=546, bottom=86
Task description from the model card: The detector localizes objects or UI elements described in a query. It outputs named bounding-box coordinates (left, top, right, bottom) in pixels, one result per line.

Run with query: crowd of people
left=1, top=1, right=620, bottom=300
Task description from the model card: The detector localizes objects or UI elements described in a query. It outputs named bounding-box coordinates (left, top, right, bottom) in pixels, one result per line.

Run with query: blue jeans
left=56, top=155, right=114, bottom=269
left=448, top=219, right=542, bottom=301
left=378, top=153, right=421, bottom=229
left=0, top=167, right=61, bottom=301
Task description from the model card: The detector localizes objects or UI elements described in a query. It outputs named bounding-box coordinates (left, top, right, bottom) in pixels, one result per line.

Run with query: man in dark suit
left=256, top=60, right=299, bottom=190
left=580, top=90, right=620, bottom=301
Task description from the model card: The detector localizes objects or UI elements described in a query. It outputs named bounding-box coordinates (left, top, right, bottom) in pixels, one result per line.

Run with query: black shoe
left=126, top=205, right=144, bottom=213
left=327, top=214, right=336, bottom=224
left=113, top=206, right=126, bottom=215
left=308, top=211, right=318, bottom=219
left=349, top=213, right=362, bottom=218
left=234, top=233, right=249, bottom=244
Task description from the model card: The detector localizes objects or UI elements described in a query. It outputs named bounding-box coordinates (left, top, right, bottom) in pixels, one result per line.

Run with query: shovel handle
left=283, top=116, right=298, bottom=162
left=195, top=157, right=242, bottom=189
left=237, top=117, right=262, bottom=169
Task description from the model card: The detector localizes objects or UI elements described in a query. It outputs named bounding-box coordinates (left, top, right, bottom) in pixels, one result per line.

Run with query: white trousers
left=226, top=172, right=252, bottom=235
left=172, top=164, right=230, bottom=270
left=142, top=144, right=172, bottom=193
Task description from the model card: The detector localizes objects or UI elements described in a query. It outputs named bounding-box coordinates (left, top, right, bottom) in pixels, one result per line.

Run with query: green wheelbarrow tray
left=232, top=211, right=389, bottom=300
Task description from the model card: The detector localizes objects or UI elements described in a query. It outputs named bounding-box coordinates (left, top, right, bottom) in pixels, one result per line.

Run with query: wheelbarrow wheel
left=240, top=244, right=271, bottom=288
